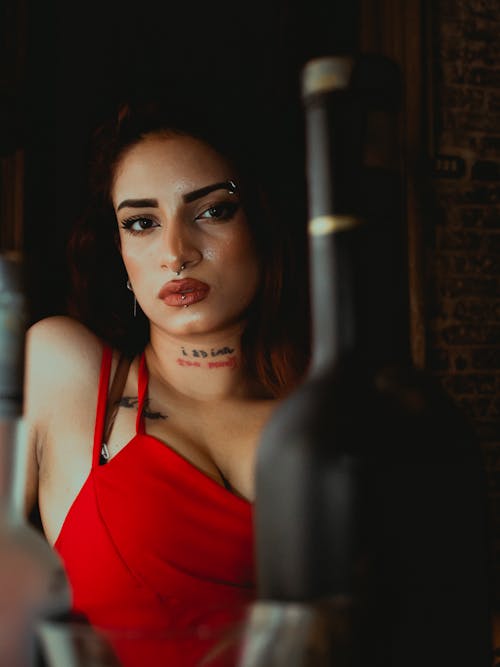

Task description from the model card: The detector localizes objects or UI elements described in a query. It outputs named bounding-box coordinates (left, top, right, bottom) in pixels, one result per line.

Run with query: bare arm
left=22, top=315, right=105, bottom=522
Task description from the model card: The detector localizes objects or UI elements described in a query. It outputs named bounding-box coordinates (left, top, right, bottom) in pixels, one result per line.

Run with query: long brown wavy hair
left=67, top=98, right=310, bottom=397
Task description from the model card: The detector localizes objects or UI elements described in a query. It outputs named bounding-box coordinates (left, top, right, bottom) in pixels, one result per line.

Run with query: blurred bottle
left=238, top=55, right=492, bottom=667
left=0, top=252, right=71, bottom=667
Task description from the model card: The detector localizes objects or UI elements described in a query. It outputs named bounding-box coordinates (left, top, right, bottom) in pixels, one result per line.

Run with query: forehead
left=112, top=134, right=233, bottom=203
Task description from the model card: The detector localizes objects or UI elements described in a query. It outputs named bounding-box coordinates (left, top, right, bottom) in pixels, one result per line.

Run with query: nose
left=159, top=219, right=202, bottom=274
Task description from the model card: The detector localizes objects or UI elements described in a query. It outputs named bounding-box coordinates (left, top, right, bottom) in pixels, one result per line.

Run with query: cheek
left=120, top=248, right=138, bottom=278
left=214, top=227, right=259, bottom=268
left=234, top=233, right=260, bottom=281
left=226, top=235, right=261, bottom=297
left=119, top=238, right=154, bottom=278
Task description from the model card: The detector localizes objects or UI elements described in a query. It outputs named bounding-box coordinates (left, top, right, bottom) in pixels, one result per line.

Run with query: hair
left=67, top=96, right=310, bottom=397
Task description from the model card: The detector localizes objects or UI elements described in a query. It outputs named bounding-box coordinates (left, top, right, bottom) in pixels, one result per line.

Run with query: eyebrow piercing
left=182, top=180, right=238, bottom=203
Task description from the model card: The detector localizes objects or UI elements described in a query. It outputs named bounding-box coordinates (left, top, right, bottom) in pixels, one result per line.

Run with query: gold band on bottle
left=308, top=215, right=362, bottom=236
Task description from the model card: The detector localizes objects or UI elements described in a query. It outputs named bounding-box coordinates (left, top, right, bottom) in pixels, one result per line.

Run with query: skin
left=23, top=133, right=276, bottom=546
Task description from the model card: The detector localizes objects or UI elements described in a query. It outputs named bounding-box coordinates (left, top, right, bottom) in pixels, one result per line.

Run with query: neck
left=147, top=324, right=257, bottom=401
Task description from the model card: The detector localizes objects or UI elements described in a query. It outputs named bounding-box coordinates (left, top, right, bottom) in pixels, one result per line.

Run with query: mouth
left=158, top=278, right=210, bottom=307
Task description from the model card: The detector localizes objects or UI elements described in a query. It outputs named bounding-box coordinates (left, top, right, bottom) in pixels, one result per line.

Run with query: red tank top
left=54, top=346, right=255, bottom=666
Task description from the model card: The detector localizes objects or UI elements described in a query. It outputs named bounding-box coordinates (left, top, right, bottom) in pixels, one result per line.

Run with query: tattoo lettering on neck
left=118, top=396, right=168, bottom=420
left=211, top=346, right=235, bottom=357
left=181, top=346, right=235, bottom=359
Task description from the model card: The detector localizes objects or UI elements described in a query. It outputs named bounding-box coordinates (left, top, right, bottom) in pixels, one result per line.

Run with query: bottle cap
left=301, top=56, right=355, bottom=99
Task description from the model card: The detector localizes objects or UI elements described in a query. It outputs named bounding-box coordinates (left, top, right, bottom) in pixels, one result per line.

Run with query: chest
left=106, top=393, right=270, bottom=499
left=38, top=369, right=275, bottom=544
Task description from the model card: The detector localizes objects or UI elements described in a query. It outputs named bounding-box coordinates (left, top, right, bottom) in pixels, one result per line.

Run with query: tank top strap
left=136, top=351, right=148, bottom=435
left=92, top=345, right=113, bottom=469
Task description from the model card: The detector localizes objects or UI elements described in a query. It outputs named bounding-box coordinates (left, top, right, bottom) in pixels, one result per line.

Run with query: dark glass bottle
left=238, top=56, right=492, bottom=667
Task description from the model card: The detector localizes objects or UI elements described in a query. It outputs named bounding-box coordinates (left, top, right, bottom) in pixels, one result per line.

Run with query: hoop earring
left=126, top=279, right=137, bottom=318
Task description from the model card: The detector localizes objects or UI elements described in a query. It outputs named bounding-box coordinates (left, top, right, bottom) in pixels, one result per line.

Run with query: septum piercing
left=175, top=263, right=186, bottom=276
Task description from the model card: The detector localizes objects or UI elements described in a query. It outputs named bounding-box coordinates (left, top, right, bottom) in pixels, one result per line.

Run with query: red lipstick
left=158, top=279, right=210, bottom=307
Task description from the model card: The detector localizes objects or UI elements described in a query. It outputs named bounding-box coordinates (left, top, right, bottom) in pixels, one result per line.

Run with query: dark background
left=19, top=0, right=362, bottom=323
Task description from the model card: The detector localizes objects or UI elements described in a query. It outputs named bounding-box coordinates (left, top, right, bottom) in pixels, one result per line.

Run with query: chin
left=149, top=295, right=254, bottom=336
left=176, top=311, right=247, bottom=337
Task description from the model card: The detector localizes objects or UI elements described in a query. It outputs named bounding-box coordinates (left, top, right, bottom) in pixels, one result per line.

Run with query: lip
left=158, top=278, right=210, bottom=307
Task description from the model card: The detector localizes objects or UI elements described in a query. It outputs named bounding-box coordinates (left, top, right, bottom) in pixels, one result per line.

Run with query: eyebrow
left=117, top=198, right=158, bottom=211
left=183, top=180, right=237, bottom=203
left=116, top=181, right=237, bottom=212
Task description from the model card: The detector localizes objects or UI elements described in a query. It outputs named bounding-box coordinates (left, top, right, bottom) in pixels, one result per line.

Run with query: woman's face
left=112, top=133, right=260, bottom=338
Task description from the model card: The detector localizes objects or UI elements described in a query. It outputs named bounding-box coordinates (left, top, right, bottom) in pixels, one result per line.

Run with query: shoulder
left=27, top=314, right=102, bottom=351
left=25, top=316, right=116, bottom=403
left=27, top=315, right=106, bottom=369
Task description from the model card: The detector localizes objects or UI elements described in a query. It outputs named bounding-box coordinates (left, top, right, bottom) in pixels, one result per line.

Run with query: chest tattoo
left=117, top=396, right=168, bottom=420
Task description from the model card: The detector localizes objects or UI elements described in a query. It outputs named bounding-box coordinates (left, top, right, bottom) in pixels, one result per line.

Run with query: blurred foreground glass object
left=36, top=614, right=251, bottom=667
left=36, top=622, right=121, bottom=667
left=238, top=55, right=493, bottom=667
left=0, top=252, right=71, bottom=667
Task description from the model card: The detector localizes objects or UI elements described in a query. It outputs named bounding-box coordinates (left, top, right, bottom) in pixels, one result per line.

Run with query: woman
left=23, top=100, right=309, bottom=666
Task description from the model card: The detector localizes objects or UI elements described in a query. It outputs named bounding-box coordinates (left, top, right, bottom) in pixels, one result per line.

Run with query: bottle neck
left=0, top=254, right=28, bottom=522
left=308, top=226, right=358, bottom=373
left=0, top=418, right=21, bottom=521
left=305, top=97, right=361, bottom=374
left=303, top=76, right=408, bottom=375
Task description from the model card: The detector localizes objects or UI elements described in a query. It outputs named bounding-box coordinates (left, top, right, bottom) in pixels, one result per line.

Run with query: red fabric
left=54, top=346, right=255, bottom=666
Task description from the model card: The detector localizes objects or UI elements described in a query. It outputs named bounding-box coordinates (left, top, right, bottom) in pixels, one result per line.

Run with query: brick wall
left=429, top=0, right=500, bottom=607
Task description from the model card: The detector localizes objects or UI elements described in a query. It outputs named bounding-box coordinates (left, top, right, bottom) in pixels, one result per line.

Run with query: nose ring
left=175, top=263, right=186, bottom=276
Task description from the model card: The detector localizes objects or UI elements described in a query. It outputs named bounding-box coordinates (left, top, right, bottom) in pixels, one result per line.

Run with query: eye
left=196, top=202, right=239, bottom=222
left=121, top=216, right=160, bottom=234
